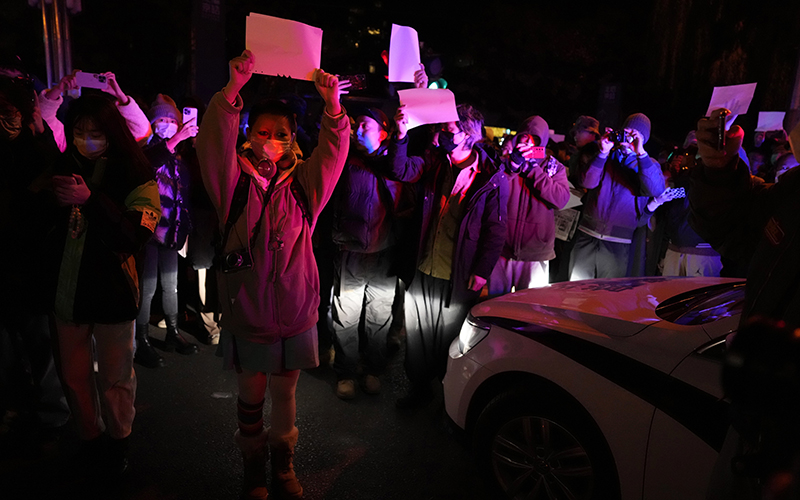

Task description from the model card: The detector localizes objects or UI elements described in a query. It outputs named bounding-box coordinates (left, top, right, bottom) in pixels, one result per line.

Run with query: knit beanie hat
left=623, top=113, right=651, bottom=144
left=148, top=94, right=181, bottom=124
left=517, top=115, right=549, bottom=148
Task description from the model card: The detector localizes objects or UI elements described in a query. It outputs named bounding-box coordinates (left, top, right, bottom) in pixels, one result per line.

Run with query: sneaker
left=361, top=374, right=381, bottom=395
left=335, top=379, right=356, bottom=400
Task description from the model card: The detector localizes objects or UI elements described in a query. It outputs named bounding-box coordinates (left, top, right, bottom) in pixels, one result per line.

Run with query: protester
left=549, top=115, right=602, bottom=283
left=0, top=61, right=69, bottom=453
left=487, top=115, right=570, bottom=295
left=569, top=113, right=665, bottom=280
left=328, top=106, right=398, bottom=399
left=196, top=50, right=349, bottom=500
left=133, top=93, right=199, bottom=369
left=389, top=102, right=509, bottom=409
left=328, top=65, right=427, bottom=400
left=659, top=146, right=722, bottom=277
left=39, top=70, right=152, bottom=152
left=50, top=93, right=161, bottom=476
left=690, top=108, right=800, bottom=500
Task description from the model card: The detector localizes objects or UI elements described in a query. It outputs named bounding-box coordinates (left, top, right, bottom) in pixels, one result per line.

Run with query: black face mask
left=438, top=131, right=460, bottom=153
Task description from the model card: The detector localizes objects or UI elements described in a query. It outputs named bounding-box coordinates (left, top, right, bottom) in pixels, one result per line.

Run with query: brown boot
left=269, top=427, right=303, bottom=499
left=234, top=427, right=269, bottom=500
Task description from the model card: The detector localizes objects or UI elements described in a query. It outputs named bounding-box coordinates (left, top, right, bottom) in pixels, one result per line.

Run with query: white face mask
left=251, top=138, right=292, bottom=163
left=155, top=122, right=179, bottom=139
left=74, top=136, right=108, bottom=159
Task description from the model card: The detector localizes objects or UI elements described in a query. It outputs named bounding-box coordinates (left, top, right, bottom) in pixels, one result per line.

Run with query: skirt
left=216, top=325, right=319, bottom=373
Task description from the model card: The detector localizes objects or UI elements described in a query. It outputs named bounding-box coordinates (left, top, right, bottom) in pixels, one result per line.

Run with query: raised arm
left=578, top=133, right=614, bottom=190
left=196, top=50, right=253, bottom=222
left=386, top=104, right=425, bottom=182
left=293, top=68, right=350, bottom=221
left=100, top=72, right=152, bottom=143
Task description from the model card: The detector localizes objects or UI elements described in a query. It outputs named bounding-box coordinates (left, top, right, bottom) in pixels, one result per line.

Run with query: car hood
left=471, top=277, right=739, bottom=338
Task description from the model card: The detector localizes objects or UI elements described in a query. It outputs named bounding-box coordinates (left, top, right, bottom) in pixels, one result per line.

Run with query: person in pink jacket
left=196, top=50, right=349, bottom=500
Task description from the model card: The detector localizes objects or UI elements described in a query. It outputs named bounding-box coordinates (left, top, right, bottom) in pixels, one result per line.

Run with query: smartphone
left=52, top=174, right=77, bottom=186
left=74, top=71, right=109, bottom=90
left=183, top=107, right=198, bottom=136
left=715, top=109, right=731, bottom=151
left=339, top=74, right=367, bottom=91
left=531, top=146, right=546, bottom=160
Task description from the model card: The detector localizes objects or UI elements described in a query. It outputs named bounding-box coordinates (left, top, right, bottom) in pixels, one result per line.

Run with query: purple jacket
left=578, top=148, right=665, bottom=242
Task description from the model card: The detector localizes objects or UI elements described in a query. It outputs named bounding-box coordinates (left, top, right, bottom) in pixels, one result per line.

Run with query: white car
left=443, top=276, right=746, bottom=500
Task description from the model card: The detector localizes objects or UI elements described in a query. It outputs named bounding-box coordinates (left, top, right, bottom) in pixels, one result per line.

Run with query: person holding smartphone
left=38, top=71, right=152, bottom=154
left=132, top=94, right=199, bottom=369
left=486, top=115, right=570, bottom=296
left=49, top=93, right=161, bottom=477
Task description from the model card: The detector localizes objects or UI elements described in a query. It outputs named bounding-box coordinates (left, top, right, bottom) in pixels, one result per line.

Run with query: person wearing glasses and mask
left=389, top=102, right=509, bottom=410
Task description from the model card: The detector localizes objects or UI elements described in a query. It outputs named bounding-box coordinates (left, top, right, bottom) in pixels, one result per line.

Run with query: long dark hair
left=64, top=94, right=152, bottom=183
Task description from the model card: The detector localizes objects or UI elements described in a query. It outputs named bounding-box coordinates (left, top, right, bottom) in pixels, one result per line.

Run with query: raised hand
left=313, top=69, right=342, bottom=116
left=394, top=104, right=409, bottom=140
left=44, top=70, right=78, bottom=101
left=622, top=128, right=647, bottom=156
left=413, top=64, right=428, bottom=89
left=696, top=108, right=743, bottom=169
left=599, top=128, right=615, bottom=155
left=100, top=72, right=129, bottom=105
left=166, top=119, right=200, bottom=152
left=224, top=50, right=255, bottom=102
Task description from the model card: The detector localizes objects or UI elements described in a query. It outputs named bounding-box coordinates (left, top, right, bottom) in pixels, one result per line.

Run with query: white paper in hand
left=388, top=24, right=421, bottom=83
left=755, top=111, right=786, bottom=132
left=397, top=88, right=458, bottom=130
left=245, top=13, right=322, bottom=81
left=706, top=83, right=757, bottom=130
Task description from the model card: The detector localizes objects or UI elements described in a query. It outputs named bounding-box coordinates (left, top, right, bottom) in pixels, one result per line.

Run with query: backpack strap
left=290, top=177, right=311, bottom=227
left=216, top=172, right=251, bottom=258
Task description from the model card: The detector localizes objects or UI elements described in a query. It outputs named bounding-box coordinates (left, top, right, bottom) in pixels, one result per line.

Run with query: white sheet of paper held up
left=755, top=111, right=786, bottom=132
left=705, top=82, right=757, bottom=129
left=397, top=88, right=458, bottom=130
left=388, top=24, right=421, bottom=83
left=245, top=13, right=322, bottom=81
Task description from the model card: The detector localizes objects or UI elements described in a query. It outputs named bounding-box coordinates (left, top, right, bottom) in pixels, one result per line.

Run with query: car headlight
left=452, top=315, right=491, bottom=358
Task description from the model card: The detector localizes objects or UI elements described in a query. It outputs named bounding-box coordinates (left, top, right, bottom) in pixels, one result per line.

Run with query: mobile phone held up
left=531, top=146, right=546, bottom=160
left=183, top=107, right=198, bottom=136
left=339, top=74, right=367, bottom=91
left=74, top=71, right=109, bottom=90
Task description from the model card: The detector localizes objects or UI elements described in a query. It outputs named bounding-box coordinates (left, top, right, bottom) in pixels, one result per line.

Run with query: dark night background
left=3, top=0, right=799, bottom=152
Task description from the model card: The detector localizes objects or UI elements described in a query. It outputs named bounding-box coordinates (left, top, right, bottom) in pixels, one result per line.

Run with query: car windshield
left=655, top=282, right=746, bottom=325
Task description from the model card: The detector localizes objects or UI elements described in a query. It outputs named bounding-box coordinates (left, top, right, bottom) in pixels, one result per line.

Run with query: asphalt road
left=1, top=324, right=496, bottom=500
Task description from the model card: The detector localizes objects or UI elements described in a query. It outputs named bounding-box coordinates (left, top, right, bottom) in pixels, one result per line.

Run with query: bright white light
left=453, top=317, right=490, bottom=358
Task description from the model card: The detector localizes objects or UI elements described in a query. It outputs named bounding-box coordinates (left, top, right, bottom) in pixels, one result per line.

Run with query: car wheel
left=474, top=388, right=619, bottom=500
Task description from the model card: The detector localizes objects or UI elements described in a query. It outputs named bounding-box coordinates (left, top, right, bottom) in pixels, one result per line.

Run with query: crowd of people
left=1, top=42, right=798, bottom=500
